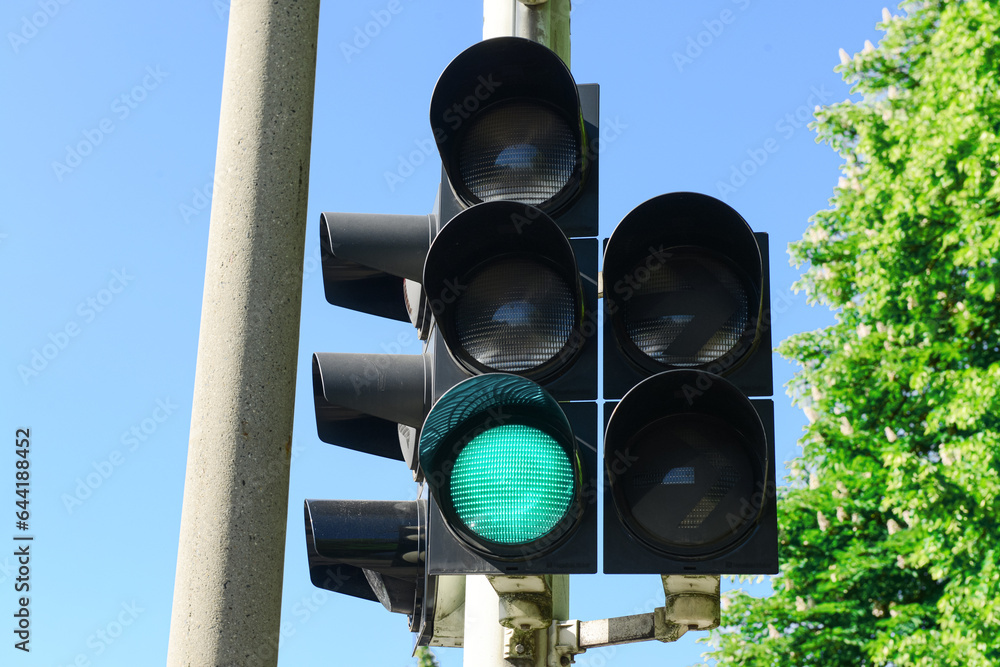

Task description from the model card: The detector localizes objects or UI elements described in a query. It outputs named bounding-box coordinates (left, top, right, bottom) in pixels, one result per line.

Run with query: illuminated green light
left=450, top=424, right=574, bottom=545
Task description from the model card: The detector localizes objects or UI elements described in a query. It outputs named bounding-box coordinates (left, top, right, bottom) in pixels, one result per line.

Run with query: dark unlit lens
left=458, top=100, right=576, bottom=206
left=454, top=258, right=574, bottom=372
left=623, top=249, right=750, bottom=367
left=620, top=413, right=760, bottom=552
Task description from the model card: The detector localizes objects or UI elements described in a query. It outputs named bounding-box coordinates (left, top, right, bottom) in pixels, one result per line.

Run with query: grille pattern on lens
left=458, top=100, right=577, bottom=206
left=679, top=462, right=741, bottom=529
left=623, top=250, right=750, bottom=367
left=622, top=415, right=758, bottom=551
left=450, top=424, right=574, bottom=545
left=632, top=466, right=695, bottom=487
left=455, top=258, right=575, bottom=372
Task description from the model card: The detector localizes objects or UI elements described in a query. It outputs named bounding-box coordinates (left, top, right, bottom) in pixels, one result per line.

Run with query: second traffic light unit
left=601, top=192, right=778, bottom=575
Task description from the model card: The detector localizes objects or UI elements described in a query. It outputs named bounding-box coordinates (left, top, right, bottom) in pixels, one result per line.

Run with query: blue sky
left=3, top=1, right=890, bottom=665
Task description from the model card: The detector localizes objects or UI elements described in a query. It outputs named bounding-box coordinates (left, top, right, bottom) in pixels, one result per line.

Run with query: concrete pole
left=166, top=1, right=320, bottom=665
left=463, top=3, right=573, bottom=666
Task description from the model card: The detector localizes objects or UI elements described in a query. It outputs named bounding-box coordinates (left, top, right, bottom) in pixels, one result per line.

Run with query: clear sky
left=3, top=1, right=890, bottom=665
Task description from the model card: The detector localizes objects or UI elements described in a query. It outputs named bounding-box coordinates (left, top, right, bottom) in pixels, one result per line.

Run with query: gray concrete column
left=166, top=1, right=320, bottom=664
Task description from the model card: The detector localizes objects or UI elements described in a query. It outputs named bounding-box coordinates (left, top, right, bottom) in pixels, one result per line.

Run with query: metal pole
left=463, top=3, right=572, bottom=666
left=166, top=1, right=320, bottom=664
left=463, top=576, right=509, bottom=667
left=483, top=0, right=571, bottom=65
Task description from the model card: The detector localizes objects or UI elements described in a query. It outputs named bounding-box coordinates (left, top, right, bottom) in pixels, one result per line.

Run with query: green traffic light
left=450, top=424, right=574, bottom=545
left=419, top=373, right=584, bottom=559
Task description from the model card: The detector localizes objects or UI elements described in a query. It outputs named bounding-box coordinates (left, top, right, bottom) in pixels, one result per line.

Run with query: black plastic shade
left=603, top=193, right=764, bottom=379
left=430, top=37, right=588, bottom=217
left=418, top=374, right=584, bottom=561
left=312, top=352, right=430, bottom=461
left=423, top=201, right=585, bottom=384
left=304, top=499, right=424, bottom=615
left=605, top=370, right=769, bottom=563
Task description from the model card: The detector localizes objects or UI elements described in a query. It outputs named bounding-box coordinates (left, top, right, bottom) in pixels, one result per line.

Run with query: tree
left=703, top=2, right=1000, bottom=665
left=414, top=646, right=440, bottom=667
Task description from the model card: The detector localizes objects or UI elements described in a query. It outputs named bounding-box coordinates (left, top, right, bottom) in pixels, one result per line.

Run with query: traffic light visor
left=603, top=193, right=763, bottom=377
left=430, top=37, right=587, bottom=215
left=424, top=202, right=585, bottom=383
left=605, top=370, right=768, bottom=560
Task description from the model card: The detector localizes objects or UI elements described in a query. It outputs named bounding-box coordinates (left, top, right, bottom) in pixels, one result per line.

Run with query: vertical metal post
left=483, top=0, right=571, bottom=65
left=463, top=576, right=510, bottom=667
left=463, top=4, right=573, bottom=666
left=166, top=1, right=320, bottom=665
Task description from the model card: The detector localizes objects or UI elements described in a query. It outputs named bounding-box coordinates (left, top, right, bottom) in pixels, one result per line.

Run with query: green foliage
left=414, top=646, right=440, bottom=667
left=703, top=2, right=1000, bottom=664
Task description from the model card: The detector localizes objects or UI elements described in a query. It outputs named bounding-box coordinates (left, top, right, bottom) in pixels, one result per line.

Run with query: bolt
left=560, top=657, right=571, bottom=666
left=515, top=644, right=526, bottom=655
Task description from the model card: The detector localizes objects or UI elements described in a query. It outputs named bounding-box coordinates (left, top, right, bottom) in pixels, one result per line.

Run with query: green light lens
left=450, top=424, right=575, bottom=545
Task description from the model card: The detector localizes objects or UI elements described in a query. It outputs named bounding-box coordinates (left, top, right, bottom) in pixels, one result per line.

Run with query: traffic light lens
left=455, top=257, right=575, bottom=372
left=450, top=424, right=574, bottom=545
left=623, top=248, right=751, bottom=367
left=618, top=413, right=761, bottom=554
left=458, top=100, right=576, bottom=207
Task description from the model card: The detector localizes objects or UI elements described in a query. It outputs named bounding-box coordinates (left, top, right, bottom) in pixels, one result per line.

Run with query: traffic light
left=419, top=374, right=596, bottom=575
left=302, top=36, right=600, bottom=644
left=303, top=499, right=423, bottom=615
left=601, top=192, right=777, bottom=574
left=428, top=36, right=598, bottom=238
left=422, top=36, right=600, bottom=574
left=305, top=351, right=432, bottom=638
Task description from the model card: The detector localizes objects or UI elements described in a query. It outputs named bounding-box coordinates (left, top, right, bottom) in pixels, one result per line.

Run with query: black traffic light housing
left=415, top=37, right=599, bottom=575
left=419, top=375, right=597, bottom=575
left=601, top=192, right=777, bottom=575
left=602, top=192, right=772, bottom=399
left=431, top=37, right=599, bottom=238
left=303, top=36, right=603, bottom=643
left=422, top=201, right=598, bottom=402
left=603, top=372, right=777, bottom=574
